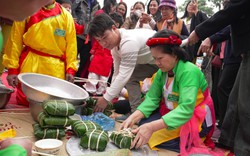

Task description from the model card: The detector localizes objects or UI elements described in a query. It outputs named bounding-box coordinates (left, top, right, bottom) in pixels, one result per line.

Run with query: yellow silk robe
left=3, top=3, right=78, bottom=79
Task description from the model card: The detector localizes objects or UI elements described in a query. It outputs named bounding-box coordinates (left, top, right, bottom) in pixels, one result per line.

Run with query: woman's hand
left=130, top=119, right=167, bottom=149
left=119, top=110, right=144, bottom=130
left=131, top=123, right=154, bottom=149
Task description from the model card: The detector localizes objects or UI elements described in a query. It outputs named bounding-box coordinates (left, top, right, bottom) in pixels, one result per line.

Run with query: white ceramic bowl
left=34, top=139, right=63, bottom=155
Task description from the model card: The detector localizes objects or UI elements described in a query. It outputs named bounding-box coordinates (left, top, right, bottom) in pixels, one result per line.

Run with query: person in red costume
left=84, top=13, right=123, bottom=95
left=83, top=1, right=120, bottom=95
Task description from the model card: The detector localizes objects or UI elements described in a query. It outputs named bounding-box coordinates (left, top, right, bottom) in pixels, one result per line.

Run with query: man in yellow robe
left=3, top=0, right=78, bottom=105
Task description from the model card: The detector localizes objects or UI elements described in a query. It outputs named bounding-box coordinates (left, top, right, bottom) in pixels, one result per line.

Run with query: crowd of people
left=0, top=0, right=249, bottom=155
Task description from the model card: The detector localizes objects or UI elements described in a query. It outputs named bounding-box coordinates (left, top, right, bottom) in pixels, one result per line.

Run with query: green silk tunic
left=137, top=60, right=208, bottom=130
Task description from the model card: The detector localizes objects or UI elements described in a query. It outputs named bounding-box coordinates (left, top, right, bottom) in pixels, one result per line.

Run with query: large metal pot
left=0, top=86, right=14, bottom=109
left=18, top=73, right=89, bottom=105
left=18, top=73, right=89, bottom=121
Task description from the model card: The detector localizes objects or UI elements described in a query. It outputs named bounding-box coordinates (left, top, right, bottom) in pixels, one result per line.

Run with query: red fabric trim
left=66, top=68, right=76, bottom=76
left=17, top=82, right=29, bottom=106
left=19, top=49, right=29, bottom=68
left=8, top=68, right=19, bottom=75
left=146, top=35, right=182, bottom=47
left=95, top=10, right=104, bottom=16
left=75, top=22, right=84, bottom=35
left=25, top=46, right=67, bottom=72
left=26, top=3, right=62, bottom=30
left=159, top=98, right=170, bottom=116
left=84, top=34, right=90, bottom=44
left=25, top=46, right=66, bottom=62
left=202, top=89, right=216, bottom=149
left=8, top=44, right=30, bottom=75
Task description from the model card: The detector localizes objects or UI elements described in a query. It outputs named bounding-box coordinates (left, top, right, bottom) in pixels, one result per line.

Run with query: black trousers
left=211, top=66, right=221, bottom=119
left=219, top=54, right=250, bottom=155
left=217, top=63, right=240, bottom=127
left=75, top=37, right=91, bottom=78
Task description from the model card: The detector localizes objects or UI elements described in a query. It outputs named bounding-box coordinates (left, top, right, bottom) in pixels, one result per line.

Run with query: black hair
left=147, top=0, right=161, bottom=22
left=149, top=30, right=189, bottom=62
left=102, top=0, right=117, bottom=14
left=88, top=13, right=115, bottom=38
left=56, top=0, right=72, bottom=6
left=116, top=2, right=127, bottom=20
left=110, top=12, right=124, bottom=28
left=181, top=1, right=191, bottom=19
left=133, top=1, right=145, bottom=10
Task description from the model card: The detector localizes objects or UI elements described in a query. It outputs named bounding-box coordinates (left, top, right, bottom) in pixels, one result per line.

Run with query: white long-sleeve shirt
left=103, top=28, right=156, bottom=102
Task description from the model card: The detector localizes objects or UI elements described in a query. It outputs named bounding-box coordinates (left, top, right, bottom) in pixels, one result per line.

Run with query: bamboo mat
left=0, top=111, right=179, bottom=156
left=0, top=111, right=68, bottom=155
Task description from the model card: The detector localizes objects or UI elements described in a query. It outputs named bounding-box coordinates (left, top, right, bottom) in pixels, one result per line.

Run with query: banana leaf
left=87, top=107, right=94, bottom=115
left=83, top=97, right=113, bottom=116
left=33, top=123, right=65, bottom=139
left=72, top=120, right=102, bottom=137
left=80, top=129, right=109, bottom=151
left=110, top=129, right=135, bottom=149
left=43, top=100, right=75, bottom=117
left=38, top=112, right=73, bottom=128
left=103, top=110, right=112, bottom=116
left=81, top=107, right=94, bottom=116
left=86, top=97, right=97, bottom=107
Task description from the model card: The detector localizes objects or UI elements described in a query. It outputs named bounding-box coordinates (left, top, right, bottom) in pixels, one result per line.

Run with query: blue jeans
left=139, top=110, right=212, bottom=153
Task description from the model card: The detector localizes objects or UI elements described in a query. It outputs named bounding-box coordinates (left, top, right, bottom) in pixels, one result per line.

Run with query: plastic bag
left=81, top=112, right=115, bottom=131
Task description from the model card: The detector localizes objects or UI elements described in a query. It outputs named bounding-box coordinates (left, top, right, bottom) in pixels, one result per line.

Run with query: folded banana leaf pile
left=82, top=97, right=113, bottom=116
left=110, top=128, right=135, bottom=149
left=33, top=123, right=65, bottom=139
left=38, top=112, right=73, bottom=128
left=80, top=129, right=109, bottom=151
left=43, top=100, right=75, bottom=117
left=72, top=120, right=102, bottom=137
left=33, top=100, right=76, bottom=139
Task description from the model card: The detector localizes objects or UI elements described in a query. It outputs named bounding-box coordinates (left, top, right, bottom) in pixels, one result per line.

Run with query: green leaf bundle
left=33, top=123, right=65, bottom=139
left=83, top=97, right=113, bottom=116
left=38, top=112, right=72, bottom=128
left=110, top=128, right=135, bottom=149
left=80, top=129, right=109, bottom=151
left=72, top=120, right=102, bottom=137
left=43, top=100, right=75, bottom=117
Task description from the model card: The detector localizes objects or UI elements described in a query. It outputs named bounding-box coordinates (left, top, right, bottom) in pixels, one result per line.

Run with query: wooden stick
left=74, top=77, right=110, bottom=85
